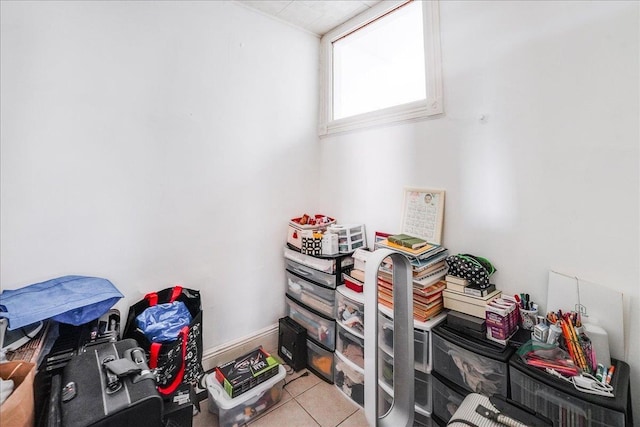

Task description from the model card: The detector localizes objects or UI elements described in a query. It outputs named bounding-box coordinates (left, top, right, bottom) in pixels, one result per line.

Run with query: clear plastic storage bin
left=206, top=365, right=286, bottom=427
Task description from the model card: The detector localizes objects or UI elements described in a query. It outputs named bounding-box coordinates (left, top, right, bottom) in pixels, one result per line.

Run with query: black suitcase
left=59, top=339, right=163, bottom=427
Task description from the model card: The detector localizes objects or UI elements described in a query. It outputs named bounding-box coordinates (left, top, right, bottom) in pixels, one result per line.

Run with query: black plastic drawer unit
left=509, top=357, right=633, bottom=427
left=432, top=324, right=514, bottom=397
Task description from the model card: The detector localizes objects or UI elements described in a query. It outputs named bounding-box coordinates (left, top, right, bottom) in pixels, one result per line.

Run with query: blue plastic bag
left=135, top=301, right=192, bottom=343
left=0, top=276, right=123, bottom=329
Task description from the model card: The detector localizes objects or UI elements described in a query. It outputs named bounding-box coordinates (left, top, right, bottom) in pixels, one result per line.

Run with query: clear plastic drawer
left=285, top=270, right=335, bottom=318
left=336, top=286, right=365, bottom=336
left=285, top=295, right=335, bottom=350
left=432, top=326, right=511, bottom=396
left=306, top=338, right=334, bottom=383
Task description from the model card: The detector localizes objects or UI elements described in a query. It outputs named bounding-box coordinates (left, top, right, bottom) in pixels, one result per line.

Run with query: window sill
left=318, top=97, right=443, bottom=136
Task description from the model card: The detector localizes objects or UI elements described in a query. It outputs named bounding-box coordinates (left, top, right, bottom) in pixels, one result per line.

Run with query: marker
left=595, top=364, right=605, bottom=382
left=605, top=365, right=615, bottom=385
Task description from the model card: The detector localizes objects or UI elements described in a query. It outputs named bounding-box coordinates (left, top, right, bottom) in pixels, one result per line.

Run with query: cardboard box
left=0, top=361, right=36, bottom=427
left=214, top=347, right=280, bottom=398
left=443, top=289, right=501, bottom=318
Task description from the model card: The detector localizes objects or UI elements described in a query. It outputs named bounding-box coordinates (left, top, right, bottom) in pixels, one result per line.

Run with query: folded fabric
left=0, top=276, right=123, bottom=330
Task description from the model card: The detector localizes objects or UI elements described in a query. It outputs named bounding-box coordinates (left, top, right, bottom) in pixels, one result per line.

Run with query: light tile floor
left=193, top=368, right=368, bottom=427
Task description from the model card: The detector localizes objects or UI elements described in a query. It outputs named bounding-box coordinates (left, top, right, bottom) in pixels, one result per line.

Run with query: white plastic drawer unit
left=336, top=285, right=364, bottom=336
left=306, top=338, right=334, bottom=383
left=432, top=325, right=514, bottom=397
left=378, top=312, right=431, bottom=373
left=328, top=224, right=366, bottom=253
left=335, top=323, right=364, bottom=369
left=285, top=295, right=336, bottom=350
left=285, top=270, right=335, bottom=318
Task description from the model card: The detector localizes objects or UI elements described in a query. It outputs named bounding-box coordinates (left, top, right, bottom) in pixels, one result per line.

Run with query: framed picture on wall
left=401, top=187, right=445, bottom=244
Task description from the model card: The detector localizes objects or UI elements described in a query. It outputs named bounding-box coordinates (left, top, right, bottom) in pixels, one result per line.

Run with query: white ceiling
left=236, top=0, right=383, bottom=36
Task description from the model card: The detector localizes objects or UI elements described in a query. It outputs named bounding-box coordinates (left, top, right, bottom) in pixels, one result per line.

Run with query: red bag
left=123, top=286, right=204, bottom=395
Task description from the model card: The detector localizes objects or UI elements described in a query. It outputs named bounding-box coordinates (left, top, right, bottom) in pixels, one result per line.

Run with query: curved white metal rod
left=364, top=248, right=415, bottom=427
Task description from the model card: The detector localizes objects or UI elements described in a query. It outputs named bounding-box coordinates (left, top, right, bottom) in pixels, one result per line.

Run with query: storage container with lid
left=206, top=364, right=286, bottom=427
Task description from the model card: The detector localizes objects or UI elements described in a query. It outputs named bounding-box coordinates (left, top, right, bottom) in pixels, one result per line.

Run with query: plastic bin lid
left=206, top=364, right=286, bottom=409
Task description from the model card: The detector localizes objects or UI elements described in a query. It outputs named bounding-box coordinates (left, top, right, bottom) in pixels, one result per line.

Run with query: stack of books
left=445, top=275, right=497, bottom=297
left=442, top=274, right=502, bottom=318
left=374, top=234, right=449, bottom=322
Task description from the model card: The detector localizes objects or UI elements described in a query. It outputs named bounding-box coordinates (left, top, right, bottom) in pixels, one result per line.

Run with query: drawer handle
left=294, top=268, right=312, bottom=277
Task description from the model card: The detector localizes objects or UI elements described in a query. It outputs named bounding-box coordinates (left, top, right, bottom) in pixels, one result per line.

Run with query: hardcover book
left=413, top=266, right=447, bottom=289
left=464, top=283, right=497, bottom=297
left=387, top=233, right=428, bottom=250
left=379, top=239, right=437, bottom=256
left=445, top=282, right=468, bottom=293
left=410, top=250, right=449, bottom=271
left=413, top=260, right=446, bottom=278
left=445, top=275, right=468, bottom=286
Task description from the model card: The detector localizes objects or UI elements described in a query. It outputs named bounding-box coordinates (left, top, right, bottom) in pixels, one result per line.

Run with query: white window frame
left=318, top=0, right=443, bottom=136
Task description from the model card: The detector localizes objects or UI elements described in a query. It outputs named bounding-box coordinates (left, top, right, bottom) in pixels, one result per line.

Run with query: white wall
left=319, top=0, right=640, bottom=415
left=2, top=0, right=638, bottom=417
left=0, top=1, right=320, bottom=348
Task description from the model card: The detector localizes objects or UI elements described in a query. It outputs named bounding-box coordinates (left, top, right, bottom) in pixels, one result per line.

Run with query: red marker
left=605, top=365, right=615, bottom=385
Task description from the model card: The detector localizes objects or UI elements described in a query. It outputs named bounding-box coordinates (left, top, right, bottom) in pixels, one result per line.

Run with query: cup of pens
left=519, top=307, right=539, bottom=330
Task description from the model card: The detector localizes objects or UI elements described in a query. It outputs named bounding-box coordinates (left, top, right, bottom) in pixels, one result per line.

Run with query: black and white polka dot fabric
left=445, top=254, right=496, bottom=288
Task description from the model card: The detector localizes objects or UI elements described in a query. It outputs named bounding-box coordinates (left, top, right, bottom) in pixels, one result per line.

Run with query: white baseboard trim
left=201, top=323, right=279, bottom=372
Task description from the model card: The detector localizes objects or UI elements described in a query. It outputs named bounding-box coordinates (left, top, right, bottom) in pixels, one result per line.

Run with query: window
left=319, top=0, right=443, bottom=136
